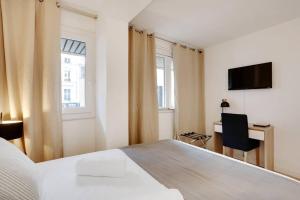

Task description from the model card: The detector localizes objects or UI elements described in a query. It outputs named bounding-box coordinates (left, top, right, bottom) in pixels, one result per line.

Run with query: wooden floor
left=122, top=140, right=300, bottom=200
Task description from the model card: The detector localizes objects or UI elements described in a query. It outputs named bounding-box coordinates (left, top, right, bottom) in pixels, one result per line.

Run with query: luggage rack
left=178, top=132, right=212, bottom=148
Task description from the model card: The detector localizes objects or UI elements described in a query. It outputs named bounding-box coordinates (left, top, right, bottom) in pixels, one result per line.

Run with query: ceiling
left=131, top=0, right=300, bottom=48
left=61, top=0, right=152, bottom=22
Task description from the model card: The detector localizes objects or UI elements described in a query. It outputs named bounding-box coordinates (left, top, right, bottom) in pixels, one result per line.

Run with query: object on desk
left=179, top=132, right=212, bottom=148
left=0, top=120, right=25, bottom=153
left=220, top=99, right=230, bottom=113
left=220, top=99, right=230, bottom=121
left=253, top=123, right=271, bottom=127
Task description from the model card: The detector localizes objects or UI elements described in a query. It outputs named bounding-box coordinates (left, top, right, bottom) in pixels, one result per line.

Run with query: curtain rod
left=156, top=36, right=202, bottom=53
left=129, top=27, right=202, bottom=53
left=56, top=2, right=98, bottom=20
left=129, top=26, right=154, bottom=36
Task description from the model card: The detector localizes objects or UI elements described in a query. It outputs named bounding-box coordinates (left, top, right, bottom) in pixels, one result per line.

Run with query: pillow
left=0, top=138, right=40, bottom=200
left=76, top=154, right=127, bottom=178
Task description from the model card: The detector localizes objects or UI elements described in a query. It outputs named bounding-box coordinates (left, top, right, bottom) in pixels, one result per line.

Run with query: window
left=63, top=89, right=71, bottom=101
left=61, top=38, right=86, bottom=109
left=64, top=57, right=71, bottom=64
left=64, top=71, right=71, bottom=82
left=157, top=56, right=165, bottom=108
left=60, top=13, right=96, bottom=120
left=156, top=55, right=175, bottom=109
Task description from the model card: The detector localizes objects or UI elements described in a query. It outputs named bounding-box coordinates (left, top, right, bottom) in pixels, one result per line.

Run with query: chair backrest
left=221, top=113, right=251, bottom=151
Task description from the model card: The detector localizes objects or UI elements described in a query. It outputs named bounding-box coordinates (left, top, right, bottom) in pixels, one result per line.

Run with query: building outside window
left=64, top=71, right=71, bottom=82
left=64, top=57, right=71, bottom=64
left=61, top=38, right=86, bottom=109
left=63, top=89, right=71, bottom=101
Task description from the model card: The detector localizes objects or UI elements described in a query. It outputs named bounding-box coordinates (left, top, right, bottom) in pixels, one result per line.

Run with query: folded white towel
left=76, top=154, right=127, bottom=178
left=131, top=189, right=184, bottom=200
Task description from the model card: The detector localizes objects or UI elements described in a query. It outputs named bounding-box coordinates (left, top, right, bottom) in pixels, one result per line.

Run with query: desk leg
left=213, top=132, right=223, bottom=154
left=264, top=128, right=274, bottom=170
left=21, top=137, right=26, bottom=155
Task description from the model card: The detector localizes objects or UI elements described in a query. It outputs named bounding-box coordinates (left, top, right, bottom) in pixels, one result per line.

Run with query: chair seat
left=224, top=138, right=259, bottom=152
left=221, top=113, right=260, bottom=166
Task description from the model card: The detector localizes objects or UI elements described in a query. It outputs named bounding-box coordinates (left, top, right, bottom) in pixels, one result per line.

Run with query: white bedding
left=38, top=149, right=167, bottom=200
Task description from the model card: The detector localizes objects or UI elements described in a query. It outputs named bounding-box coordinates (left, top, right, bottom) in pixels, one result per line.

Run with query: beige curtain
left=173, top=45, right=205, bottom=137
left=0, top=0, right=62, bottom=162
left=129, top=28, right=159, bottom=145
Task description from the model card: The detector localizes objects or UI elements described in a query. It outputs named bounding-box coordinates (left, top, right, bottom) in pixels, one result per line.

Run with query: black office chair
left=221, top=113, right=260, bottom=165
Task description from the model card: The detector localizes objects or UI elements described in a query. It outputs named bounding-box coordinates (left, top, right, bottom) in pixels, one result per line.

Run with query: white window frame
left=61, top=25, right=96, bottom=120
left=156, top=38, right=175, bottom=111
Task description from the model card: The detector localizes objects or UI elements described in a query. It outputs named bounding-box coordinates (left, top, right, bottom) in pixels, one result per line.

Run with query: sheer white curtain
left=173, top=45, right=205, bottom=138
left=0, top=0, right=62, bottom=162
left=129, top=28, right=159, bottom=145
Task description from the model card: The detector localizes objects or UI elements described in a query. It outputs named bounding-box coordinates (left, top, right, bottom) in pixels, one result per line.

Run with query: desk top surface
left=0, top=120, right=22, bottom=124
left=214, top=121, right=274, bottom=132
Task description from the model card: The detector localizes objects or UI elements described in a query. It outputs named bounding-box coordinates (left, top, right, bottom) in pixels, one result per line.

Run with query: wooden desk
left=213, top=121, right=274, bottom=170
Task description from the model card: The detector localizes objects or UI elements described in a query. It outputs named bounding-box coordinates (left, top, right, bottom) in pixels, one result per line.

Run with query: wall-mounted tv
left=228, top=62, right=272, bottom=90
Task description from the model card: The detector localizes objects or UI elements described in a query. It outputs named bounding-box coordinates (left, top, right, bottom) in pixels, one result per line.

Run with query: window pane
left=64, top=89, right=71, bottom=101
left=156, top=55, right=175, bottom=109
left=170, top=61, right=175, bottom=109
left=156, top=56, right=165, bottom=68
left=157, top=68, right=165, bottom=108
left=61, top=38, right=86, bottom=108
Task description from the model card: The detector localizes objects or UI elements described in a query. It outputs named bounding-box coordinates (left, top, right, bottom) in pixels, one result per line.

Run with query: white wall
left=62, top=119, right=96, bottom=156
left=95, top=17, right=129, bottom=150
left=204, top=18, right=300, bottom=179
left=159, top=111, right=174, bottom=140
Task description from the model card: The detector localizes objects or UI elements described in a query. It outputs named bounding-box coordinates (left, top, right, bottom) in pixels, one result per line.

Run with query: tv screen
left=228, top=62, right=272, bottom=90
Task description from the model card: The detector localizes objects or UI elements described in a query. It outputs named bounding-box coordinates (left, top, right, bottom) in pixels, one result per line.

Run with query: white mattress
left=38, top=149, right=166, bottom=200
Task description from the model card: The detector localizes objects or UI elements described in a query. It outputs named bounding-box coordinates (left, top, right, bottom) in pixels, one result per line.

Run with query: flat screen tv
left=228, top=62, right=272, bottom=90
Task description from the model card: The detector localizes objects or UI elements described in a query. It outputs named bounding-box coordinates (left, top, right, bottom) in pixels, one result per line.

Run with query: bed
left=122, top=140, right=300, bottom=200
left=1, top=138, right=300, bottom=200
